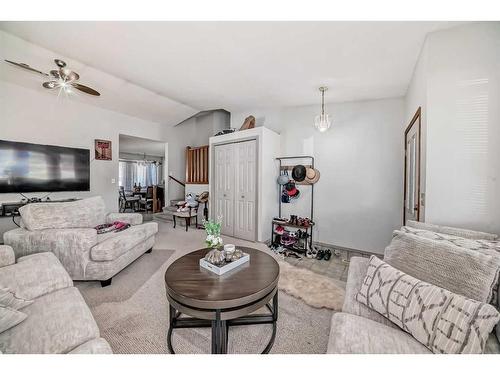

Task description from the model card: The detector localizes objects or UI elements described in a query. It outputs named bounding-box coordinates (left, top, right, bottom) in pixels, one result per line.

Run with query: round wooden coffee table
left=164, top=247, right=279, bottom=354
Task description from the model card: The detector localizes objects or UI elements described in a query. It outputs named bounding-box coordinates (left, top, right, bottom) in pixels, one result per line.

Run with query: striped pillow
left=356, top=256, right=500, bottom=354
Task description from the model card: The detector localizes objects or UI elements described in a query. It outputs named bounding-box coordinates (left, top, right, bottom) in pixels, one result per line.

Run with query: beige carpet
left=76, top=221, right=342, bottom=354
left=76, top=249, right=175, bottom=308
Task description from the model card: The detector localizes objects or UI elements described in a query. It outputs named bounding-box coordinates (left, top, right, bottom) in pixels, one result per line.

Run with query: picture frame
left=95, top=139, right=112, bottom=161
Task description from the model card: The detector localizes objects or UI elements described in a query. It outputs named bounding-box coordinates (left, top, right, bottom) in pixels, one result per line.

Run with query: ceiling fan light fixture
left=314, top=86, right=331, bottom=132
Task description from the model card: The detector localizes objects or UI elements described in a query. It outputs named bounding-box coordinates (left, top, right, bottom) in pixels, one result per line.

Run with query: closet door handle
left=241, top=195, right=245, bottom=199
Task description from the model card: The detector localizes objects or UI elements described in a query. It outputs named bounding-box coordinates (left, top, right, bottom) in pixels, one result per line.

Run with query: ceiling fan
left=4, top=58, right=101, bottom=96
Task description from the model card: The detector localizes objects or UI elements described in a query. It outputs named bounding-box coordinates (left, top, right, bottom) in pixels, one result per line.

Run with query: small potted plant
left=203, top=216, right=225, bottom=266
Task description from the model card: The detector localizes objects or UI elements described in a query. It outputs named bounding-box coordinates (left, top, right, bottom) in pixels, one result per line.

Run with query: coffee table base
left=167, top=291, right=278, bottom=354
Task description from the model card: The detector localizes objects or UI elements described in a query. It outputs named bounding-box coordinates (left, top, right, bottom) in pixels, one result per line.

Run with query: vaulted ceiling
left=0, top=21, right=464, bottom=124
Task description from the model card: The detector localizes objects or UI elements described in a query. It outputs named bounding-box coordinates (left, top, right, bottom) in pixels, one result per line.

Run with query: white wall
left=404, top=39, right=429, bottom=220
left=231, top=98, right=405, bottom=253
left=0, top=81, right=164, bottom=237
left=423, top=23, right=500, bottom=234
left=163, top=111, right=229, bottom=202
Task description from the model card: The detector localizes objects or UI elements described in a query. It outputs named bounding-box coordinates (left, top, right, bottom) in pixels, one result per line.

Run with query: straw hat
left=305, top=168, right=320, bottom=184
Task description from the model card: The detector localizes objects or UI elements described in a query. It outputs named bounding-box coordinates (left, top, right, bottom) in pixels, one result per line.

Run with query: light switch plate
left=111, top=178, right=116, bottom=184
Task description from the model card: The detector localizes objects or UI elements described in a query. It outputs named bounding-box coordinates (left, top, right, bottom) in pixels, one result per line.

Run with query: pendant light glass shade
left=314, top=87, right=331, bottom=132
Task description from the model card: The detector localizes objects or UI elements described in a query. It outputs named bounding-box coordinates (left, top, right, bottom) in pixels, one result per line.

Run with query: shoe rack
left=271, top=156, right=315, bottom=253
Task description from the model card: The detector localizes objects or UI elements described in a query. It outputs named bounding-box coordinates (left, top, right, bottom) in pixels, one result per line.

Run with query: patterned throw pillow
left=0, top=287, right=33, bottom=310
left=397, top=228, right=500, bottom=308
left=387, top=231, right=500, bottom=307
left=356, top=256, right=500, bottom=354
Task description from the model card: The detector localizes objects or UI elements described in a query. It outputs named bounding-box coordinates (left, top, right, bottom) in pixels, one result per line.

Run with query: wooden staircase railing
left=185, top=145, right=209, bottom=184
left=168, top=175, right=186, bottom=187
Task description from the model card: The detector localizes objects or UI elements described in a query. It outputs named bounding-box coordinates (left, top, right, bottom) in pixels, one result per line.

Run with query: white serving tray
left=199, top=253, right=250, bottom=275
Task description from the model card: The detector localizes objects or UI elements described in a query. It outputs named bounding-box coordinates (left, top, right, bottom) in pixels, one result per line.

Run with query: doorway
left=118, top=134, right=167, bottom=214
left=403, top=107, right=421, bottom=225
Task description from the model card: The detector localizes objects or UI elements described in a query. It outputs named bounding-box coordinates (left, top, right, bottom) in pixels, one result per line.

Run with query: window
left=119, top=160, right=161, bottom=190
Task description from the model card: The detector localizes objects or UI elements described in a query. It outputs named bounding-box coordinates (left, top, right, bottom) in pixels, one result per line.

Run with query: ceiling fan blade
left=42, top=81, right=60, bottom=89
left=71, top=83, right=100, bottom=96
left=4, top=60, right=49, bottom=76
left=54, top=59, right=67, bottom=68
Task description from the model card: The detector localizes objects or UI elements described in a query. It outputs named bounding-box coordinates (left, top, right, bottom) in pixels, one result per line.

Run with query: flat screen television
left=0, top=140, right=90, bottom=193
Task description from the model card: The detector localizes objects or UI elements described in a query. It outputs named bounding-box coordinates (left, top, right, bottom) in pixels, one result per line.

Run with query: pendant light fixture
left=314, top=86, right=331, bottom=132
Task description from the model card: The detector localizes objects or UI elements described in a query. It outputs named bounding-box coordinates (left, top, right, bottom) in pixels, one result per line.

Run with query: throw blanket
left=95, top=221, right=131, bottom=234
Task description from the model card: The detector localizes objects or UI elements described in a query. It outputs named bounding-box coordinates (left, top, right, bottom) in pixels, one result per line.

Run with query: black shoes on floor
left=312, top=249, right=332, bottom=261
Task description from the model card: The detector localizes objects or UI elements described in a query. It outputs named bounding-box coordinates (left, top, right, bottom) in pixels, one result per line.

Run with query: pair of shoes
left=315, top=249, right=332, bottom=260
left=323, top=249, right=332, bottom=261
left=281, top=233, right=297, bottom=246
left=274, top=225, right=285, bottom=235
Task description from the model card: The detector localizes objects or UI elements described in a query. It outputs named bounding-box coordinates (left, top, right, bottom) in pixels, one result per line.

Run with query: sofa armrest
left=0, top=245, right=15, bottom=268
left=106, top=212, right=143, bottom=226
left=3, top=228, right=97, bottom=280
left=342, top=256, right=398, bottom=329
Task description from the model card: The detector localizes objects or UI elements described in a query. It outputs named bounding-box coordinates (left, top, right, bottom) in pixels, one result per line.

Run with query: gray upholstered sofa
left=0, top=245, right=112, bottom=353
left=328, top=222, right=500, bottom=354
left=3, top=196, right=158, bottom=287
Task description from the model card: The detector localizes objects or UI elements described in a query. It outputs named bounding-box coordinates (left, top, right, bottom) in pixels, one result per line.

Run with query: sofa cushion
left=85, top=236, right=155, bottom=281
left=0, top=306, right=27, bottom=335
left=385, top=231, right=500, bottom=304
left=356, top=256, right=500, bottom=354
left=406, top=220, right=498, bottom=240
left=0, top=287, right=33, bottom=310
left=327, top=313, right=430, bottom=354
left=19, top=196, right=107, bottom=231
left=0, top=287, right=100, bottom=353
left=91, top=222, right=158, bottom=262
left=0, top=245, right=15, bottom=268
left=0, top=252, right=73, bottom=301
left=68, top=338, right=113, bottom=354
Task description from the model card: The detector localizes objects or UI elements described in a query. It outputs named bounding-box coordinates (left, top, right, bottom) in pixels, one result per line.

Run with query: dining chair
left=119, top=186, right=140, bottom=212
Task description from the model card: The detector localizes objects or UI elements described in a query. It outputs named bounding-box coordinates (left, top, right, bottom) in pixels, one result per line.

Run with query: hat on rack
left=196, top=191, right=209, bottom=203
left=290, top=188, right=300, bottom=199
left=305, top=168, right=320, bottom=184
left=286, top=186, right=298, bottom=197
left=277, top=170, right=290, bottom=185
left=292, top=165, right=306, bottom=182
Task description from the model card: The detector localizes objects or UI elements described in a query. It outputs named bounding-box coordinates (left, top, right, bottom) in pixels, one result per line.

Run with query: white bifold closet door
left=214, top=143, right=235, bottom=236
left=233, top=140, right=257, bottom=241
left=214, top=140, right=256, bottom=241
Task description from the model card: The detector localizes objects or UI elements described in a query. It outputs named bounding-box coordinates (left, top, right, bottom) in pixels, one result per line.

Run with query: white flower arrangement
left=203, top=216, right=223, bottom=249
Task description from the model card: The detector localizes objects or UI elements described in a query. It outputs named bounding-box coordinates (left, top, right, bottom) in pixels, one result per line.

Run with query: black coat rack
left=272, top=156, right=315, bottom=253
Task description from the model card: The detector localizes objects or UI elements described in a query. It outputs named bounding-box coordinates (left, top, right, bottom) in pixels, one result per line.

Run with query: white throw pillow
left=356, top=256, right=500, bottom=354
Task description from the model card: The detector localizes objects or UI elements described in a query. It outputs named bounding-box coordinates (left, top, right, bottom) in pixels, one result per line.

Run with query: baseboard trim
left=312, top=241, right=381, bottom=257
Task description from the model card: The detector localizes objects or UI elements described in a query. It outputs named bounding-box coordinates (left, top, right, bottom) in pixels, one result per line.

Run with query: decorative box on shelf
left=200, top=252, right=250, bottom=275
